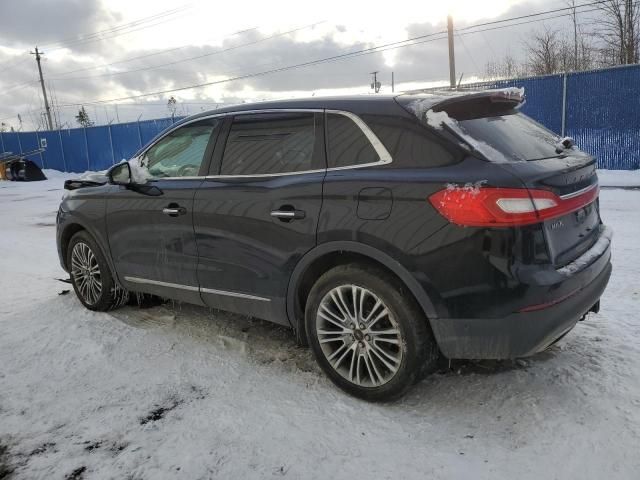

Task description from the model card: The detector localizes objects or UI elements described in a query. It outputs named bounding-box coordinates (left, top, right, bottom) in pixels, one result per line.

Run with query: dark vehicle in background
left=56, top=90, right=612, bottom=401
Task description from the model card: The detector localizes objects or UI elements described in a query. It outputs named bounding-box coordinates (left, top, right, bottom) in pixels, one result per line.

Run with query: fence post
left=58, top=129, right=68, bottom=172
left=137, top=121, right=143, bottom=148
left=17, top=132, right=23, bottom=154
left=561, top=73, right=568, bottom=137
left=35, top=132, right=45, bottom=169
left=83, top=126, right=90, bottom=171
left=0, top=131, right=4, bottom=153
left=108, top=123, right=116, bottom=164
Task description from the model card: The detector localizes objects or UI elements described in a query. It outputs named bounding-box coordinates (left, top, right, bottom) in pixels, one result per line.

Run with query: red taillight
left=428, top=184, right=598, bottom=227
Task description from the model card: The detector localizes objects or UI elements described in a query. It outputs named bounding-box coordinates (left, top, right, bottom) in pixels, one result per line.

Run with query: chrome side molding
left=123, top=276, right=271, bottom=302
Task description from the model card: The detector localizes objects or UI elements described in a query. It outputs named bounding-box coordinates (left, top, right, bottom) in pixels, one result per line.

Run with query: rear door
left=106, top=118, right=222, bottom=303
left=193, top=111, right=325, bottom=324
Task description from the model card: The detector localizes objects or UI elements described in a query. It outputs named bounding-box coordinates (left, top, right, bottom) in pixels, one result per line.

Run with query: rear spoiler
left=431, top=88, right=525, bottom=120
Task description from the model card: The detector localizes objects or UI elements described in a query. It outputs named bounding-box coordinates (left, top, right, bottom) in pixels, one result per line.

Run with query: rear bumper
left=430, top=226, right=612, bottom=359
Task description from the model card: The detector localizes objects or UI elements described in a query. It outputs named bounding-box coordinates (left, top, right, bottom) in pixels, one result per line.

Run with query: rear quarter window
left=326, top=113, right=380, bottom=168
left=361, top=114, right=461, bottom=168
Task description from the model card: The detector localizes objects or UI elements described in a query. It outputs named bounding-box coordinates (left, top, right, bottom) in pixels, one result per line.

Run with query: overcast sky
left=0, top=0, right=594, bottom=130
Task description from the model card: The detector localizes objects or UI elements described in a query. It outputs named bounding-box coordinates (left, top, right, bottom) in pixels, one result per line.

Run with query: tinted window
left=457, top=113, right=560, bottom=162
left=326, top=113, right=379, bottom=168
left=141, top=120, right=219, bottom=178
left=221, top=113, right=316, bottom=175
left=361, top=114, right=459, bottom=168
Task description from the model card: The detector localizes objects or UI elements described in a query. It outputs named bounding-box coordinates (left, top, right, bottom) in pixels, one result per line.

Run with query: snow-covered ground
left=597, top=169, right=640, bottom=188
left=0, top=170, right=639, bottom=480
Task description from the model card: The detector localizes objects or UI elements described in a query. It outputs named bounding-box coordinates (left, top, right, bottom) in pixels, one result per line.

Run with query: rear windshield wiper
left=555, top=136, right=575, bottom=153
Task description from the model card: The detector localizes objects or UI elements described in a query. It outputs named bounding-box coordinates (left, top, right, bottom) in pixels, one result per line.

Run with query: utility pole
left=370, top=71, right=381, bottom=93
left=569, top=0, right=578, bottom=70
left=447, top=15, right=456, bottom=89
left=31, top=47, right=54, bottom=131
left=391, top=71, right=395, bottom=93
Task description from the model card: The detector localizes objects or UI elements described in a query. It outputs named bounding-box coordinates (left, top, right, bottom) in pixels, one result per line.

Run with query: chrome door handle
left=162, top=206, right=187, bottom=216
left=270, top=209, right=305, bottom=220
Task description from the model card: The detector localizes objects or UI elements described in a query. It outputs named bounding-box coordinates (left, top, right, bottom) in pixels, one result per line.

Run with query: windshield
left=457, top=113, right=562, bottom=161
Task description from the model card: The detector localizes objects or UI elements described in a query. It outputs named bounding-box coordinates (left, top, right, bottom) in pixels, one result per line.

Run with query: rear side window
left=221, top=112, right=317, bottom=175
left=326, top=113, right=380, bottom=168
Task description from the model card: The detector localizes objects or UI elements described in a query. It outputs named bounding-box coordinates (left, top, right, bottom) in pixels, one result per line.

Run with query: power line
left=0, top=56, right=31, bottom=72
left=456, top=0, right=607, bottom=32
left=40, top=4, right=192, bottom=52
left=55, top=2, right=609, bottom=107
left=10, top=0, right=614, bottom=109
left=48, top=26, right=261, bottom=78
left=1, top=79, right=40, bottom=94
left=48, top=21, right=326, bottom=82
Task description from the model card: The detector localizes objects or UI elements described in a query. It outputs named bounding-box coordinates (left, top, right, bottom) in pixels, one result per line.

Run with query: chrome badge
left=550, top=219, right=565, bottom=230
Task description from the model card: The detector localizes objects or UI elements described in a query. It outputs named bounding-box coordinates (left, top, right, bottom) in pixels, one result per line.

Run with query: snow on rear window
left=410, top=100, right=563, bottom=162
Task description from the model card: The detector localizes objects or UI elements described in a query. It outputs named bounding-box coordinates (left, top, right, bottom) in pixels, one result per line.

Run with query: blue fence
left=460, top=64, right=640, bottom=170
left=0, top=116, right=182, bottom=173
left=2, top=65, right=640, bottom=171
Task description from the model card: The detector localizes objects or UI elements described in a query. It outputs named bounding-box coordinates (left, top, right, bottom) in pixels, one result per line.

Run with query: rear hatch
left=398, top=90, right=601, bottom=267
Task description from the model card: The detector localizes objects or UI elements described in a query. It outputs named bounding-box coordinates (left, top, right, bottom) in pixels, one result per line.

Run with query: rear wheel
left=305, top=264, right=438, bottom=401
left=67, top=231, right=128, bottom=311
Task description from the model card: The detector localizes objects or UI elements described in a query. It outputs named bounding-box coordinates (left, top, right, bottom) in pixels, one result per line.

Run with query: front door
left=106, top=118, right=222, bottom=303
left=193, top=111, right=325, bottom=324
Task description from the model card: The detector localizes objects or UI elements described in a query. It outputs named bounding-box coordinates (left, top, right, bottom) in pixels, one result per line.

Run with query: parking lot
left=0, top=172, right=638, bottom=479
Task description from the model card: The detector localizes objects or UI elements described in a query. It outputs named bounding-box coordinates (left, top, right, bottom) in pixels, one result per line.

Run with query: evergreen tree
left=75, top=106, right=94, bottom=128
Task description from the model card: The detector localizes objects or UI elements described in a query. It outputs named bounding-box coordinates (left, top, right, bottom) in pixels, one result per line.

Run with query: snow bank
left=597, top=169, right=640, bottom=187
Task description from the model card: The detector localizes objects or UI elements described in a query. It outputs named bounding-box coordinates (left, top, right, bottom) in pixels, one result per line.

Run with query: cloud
left=0, top=0, right=601, bottom=130
left=0, top=0, right=118, bottom=48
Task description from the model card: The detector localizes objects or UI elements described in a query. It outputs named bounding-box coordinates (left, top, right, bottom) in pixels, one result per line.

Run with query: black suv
left=57, top=90, right=612, bottom=401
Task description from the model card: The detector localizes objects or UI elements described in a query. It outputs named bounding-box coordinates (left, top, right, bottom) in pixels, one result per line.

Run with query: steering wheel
left=178, top=164, right=199, bottom=176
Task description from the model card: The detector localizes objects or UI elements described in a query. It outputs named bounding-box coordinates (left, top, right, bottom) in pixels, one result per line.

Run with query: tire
left=66, top=230, right=128, bottom=311
left=305, top=263, right=439, bottom=402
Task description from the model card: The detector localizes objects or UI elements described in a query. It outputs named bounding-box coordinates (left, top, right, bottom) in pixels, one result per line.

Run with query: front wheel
left=305, top=264, right=438, bottom=402
left=67, top=231, right=128, bottom=311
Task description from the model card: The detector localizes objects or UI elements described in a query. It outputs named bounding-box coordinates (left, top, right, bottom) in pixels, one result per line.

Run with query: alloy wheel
left=71, top=242, right=103, bottom=305
left=315, top=285, right=404, bottom=387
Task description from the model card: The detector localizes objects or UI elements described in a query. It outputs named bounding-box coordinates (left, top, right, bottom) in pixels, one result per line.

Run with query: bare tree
left=167, top=96, right=178, bottom=121
left=484, top=53, right=526, bottom=79
left=593, top=0, right=640, bottom=65
left=525, top=27, right=563, bottom=75
left=523, top=24, right=596, bottom=75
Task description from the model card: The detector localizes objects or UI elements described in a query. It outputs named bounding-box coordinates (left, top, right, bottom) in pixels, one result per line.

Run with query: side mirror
left=108, top=162, right=132, bottom=185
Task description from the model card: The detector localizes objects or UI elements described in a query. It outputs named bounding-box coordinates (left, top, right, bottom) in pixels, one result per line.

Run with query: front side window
left=326, top=113, right=380, bottom=168
left=220, top=112, right=317, bottom=175
left=140, top=120, right=219, bottom=178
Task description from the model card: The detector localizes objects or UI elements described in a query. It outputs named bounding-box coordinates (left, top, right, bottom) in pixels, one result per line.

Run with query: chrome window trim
left=134, top=108, right=392, bottom=180
left=148, top=176, right=206, bottom=181
left=124, top=276, right=271, bottom=302
left=325, top=109, right=392, bottom=166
